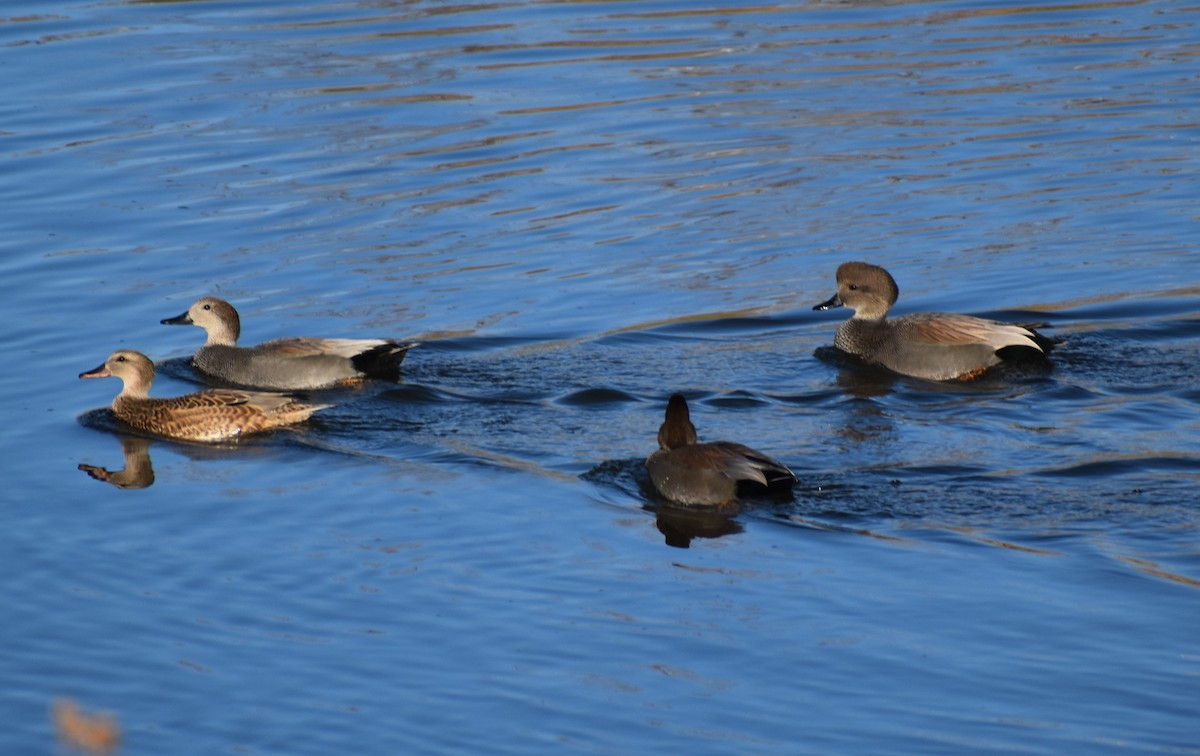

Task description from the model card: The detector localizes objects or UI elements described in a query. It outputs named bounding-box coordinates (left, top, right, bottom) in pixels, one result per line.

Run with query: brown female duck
left=80, top=350, right=331, bottom=442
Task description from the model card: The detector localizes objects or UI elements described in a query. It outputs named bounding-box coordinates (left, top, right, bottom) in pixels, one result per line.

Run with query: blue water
left=2, top=1, right=1198, bottom=753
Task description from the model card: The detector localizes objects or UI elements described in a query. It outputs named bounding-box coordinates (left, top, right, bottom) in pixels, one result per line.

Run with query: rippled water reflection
left=3, top=1, right=1198, bottom=754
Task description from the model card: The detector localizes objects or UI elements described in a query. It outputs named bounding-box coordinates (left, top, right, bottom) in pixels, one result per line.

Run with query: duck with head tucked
left=162, top=297, right=416, bottom=390
left=646, top=394, right=796, bottom=507
left=80, top=350, right=331, bottom=442
left=814, top=261, right=1050, bottom=381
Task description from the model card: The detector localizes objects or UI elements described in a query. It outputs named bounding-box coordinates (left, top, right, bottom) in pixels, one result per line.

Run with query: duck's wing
left=257, top=337, right=394, bottom=359
left=713, top=443, right=796, bottom=486
left=192, top=388, right=329, bottom=415
left=174, top=388, right=321, bottom=417
left=898, top=312, right=1043, bottom=352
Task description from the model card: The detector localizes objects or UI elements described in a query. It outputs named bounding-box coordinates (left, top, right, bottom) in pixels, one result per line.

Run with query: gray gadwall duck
left=646, top=394, right=796, bottom=507
left=162, top=297, right=416, bottom=390
left=80, top=350, right=331, bottom=442
left=814, top=261, right=1048, bottom=381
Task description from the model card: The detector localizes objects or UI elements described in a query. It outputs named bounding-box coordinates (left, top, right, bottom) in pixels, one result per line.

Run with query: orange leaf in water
left=52, top=698, right=121, bottom=756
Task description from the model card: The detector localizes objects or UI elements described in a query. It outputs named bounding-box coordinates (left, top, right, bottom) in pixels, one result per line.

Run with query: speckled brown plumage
left=80, top=350, right=331, bottom=442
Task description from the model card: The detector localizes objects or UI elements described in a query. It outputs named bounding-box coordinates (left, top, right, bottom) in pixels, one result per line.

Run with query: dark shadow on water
left=1051, top=328, right=1200, bottom=390
left=410, top=333, right=578, bottom=354
left=153, top=355, right=210, bottom=387
left=580, top=457, right=650, bottom=504
left=702, top=389, right=774, bottom=409
left=648, top=311, right=809, bottom=336
left=595, top=310, right=807, bottom=348
left=1047, top=290, right=1200, bottom=324
left=1031, top=455, right=1200, bottom=479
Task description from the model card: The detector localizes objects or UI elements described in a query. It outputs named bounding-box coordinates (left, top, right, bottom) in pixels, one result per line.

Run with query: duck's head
left=80, top=349, right=155, bottom=396
left=657, top=393, right=699, bottom=451
left=162, top=296, right=241, bottom=345
left=814, top=261, right=900, bottom=320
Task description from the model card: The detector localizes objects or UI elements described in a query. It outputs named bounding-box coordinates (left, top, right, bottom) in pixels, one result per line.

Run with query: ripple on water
left=554, top=387, right=641, bottom=406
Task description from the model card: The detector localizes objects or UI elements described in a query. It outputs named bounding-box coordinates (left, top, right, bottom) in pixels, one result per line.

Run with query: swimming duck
left=79, top=349, right=331, bottom=442
left=162, top=297, right=416, bottom=390
left=646, top=394, right=795, bottom=507
left=814, top=261, right=1048, bottom=381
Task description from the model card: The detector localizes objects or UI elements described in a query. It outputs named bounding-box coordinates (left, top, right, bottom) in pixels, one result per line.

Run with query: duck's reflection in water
left=649, top=502, right=743, bottom=548
left=78, top=435, right=156, bottom=490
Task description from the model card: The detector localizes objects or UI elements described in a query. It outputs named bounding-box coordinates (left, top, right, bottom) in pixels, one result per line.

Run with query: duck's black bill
left=161, top=311, right=192, bottom=325
left=813, top=294, right=843, bottom=311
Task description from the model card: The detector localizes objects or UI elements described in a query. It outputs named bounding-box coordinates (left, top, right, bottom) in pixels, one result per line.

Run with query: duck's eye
left=848, top=284, right=859, bottom=291
left=115, top=355, right=126, bottom=362
left=202, top=304, right=211, bottom=311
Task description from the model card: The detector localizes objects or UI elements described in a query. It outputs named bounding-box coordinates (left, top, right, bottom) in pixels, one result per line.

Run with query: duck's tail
left=352, top=341, right=417, bottom=380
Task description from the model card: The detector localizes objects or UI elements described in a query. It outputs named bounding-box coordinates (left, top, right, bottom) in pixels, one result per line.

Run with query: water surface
left=2, top=1, right=1198, bottom=754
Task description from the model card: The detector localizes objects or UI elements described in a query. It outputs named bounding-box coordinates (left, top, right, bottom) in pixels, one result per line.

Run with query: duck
left=646, top=394, right=795, bottom=507
left=813, top=261, right=1049, bottom=381
left=79, top=350, right=331, bottom=442
left=162, top=296, right=416, bottom=390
